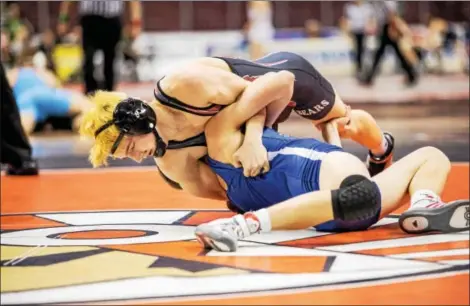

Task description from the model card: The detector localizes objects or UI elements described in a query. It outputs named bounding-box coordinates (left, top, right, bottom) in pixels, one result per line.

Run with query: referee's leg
left=102, top=17, right=122, bottom=92
left=363, top=26, right=389, bottom=85
left=391, top=40, right=417, bottom=85
left=0, top=64, right=38, bottom=175
left=80, top=16, right=99, bottom=95
left=354, top=32, right=365, bottom=76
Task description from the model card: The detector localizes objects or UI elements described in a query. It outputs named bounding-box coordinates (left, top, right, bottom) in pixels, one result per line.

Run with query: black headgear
left=94, top=98, right=167, bottom=157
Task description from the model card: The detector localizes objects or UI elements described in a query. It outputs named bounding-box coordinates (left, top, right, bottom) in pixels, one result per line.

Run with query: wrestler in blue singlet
left=13, top=68, right=72, bottom=122
left=207, top=128, right=381, bottom=232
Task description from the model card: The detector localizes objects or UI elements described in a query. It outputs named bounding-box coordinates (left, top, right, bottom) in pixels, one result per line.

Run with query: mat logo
left=1, top=210, right=468, bottom=304
left=1, top=224, right=192, bottom=246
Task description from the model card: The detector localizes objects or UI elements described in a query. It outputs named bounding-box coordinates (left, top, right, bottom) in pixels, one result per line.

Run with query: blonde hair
left=79, top=91, right=128, bottom=167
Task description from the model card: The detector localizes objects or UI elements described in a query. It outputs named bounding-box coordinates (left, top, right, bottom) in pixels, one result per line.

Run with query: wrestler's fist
left=233, top=140, right=270, bottom=177
left=331, top=116, right=357, bottom=139
left=327, top=105, right=358, bottom=139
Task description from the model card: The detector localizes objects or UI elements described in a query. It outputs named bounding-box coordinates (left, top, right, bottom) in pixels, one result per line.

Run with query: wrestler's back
left=189, top=53, right=331, bottom=108
left=206, top=128, right=343, bottom=213
left=210, top=53, right=336, bottom=120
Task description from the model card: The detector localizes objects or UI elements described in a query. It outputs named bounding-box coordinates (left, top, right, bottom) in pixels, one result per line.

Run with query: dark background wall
left=13, top=1, right=470, bottom=33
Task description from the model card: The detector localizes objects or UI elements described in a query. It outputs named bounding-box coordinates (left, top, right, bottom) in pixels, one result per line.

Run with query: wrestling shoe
left=399, top=199, right=470, bottom=234
left=195, top=215, right=252, bottom=252
left=366, top=132, right=395, bottom=177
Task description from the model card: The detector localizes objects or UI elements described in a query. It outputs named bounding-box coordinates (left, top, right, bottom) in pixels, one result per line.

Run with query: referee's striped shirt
left=370, top=1, right=398, bottom=26
left=79, top=1, right=123, bottom=18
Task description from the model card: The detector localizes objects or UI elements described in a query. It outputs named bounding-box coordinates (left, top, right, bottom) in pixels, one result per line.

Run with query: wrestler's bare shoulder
left=163, top=58, right=232, bottom=86
left=159, top=57, right=246, bottom=108
left=187, top=57, right=232, bottom=71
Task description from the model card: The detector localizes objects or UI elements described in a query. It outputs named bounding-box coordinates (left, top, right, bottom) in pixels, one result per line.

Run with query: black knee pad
left=331, top=175, right=381, bottom=222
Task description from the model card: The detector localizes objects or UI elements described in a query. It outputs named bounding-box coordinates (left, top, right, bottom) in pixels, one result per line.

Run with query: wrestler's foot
left=399, top=200, right=470, bottom=234
left=366, top=132, right=394, bottom=177
left=195, top=215, right=252, bottom=252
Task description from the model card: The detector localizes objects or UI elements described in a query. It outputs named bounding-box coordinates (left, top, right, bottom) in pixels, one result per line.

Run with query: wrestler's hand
left=318, top=105, right=357, bottom=139
left=233, top=141, right=270, bottom=177
left=332, top=118, right=357, bottom=139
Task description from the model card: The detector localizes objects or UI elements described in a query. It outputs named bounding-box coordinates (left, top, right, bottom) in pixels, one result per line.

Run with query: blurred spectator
left=2, top=2, right=34, bottom=67
left=1, top=62, right=39, bottom=175
left=121, top=24, right=139, bottom=82
left=245, top=1, right=275, bottom=60
left=304, top=19, right=321, bottom=38
left=423, top=17, right=469, bottom=74
left=362, top=1, right=418, bottom=87
left=58, top=25, right=82, bottom=45
left=1, top=29, right=12, bottom=64
left=465, top=21, right=470, bottom=74
left=55, top=25, right=83, bottom=84
left=57, top=1, right=142, bottom=95
left=303, top=19, right=336, bottom=39
left=340, top=1, right=374, bottom=77
left=35, top=29, right=58, bottom=73
left=411, top=34, right=427, bottom=69
left=239, top=22, right=250, bottom=51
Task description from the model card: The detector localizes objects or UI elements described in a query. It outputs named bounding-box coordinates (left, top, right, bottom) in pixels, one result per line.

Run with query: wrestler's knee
left=417, top=146, right=451, bottom=171
left=331, top=175, right=382, bottom=226
left=314, top=94, right=349, bottom=124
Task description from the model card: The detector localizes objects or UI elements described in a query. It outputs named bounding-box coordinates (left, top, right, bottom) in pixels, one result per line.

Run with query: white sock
left=371, top=134, right=389, bottom=157
left=409, top=189, right=443, bottom=210
left=244, top=208, right=272, bottom=233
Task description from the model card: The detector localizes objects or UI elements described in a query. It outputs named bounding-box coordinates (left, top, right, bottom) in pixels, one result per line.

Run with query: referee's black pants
left=352, top=32, right=365, bottom=75
left=364, top=24, right=416, bottom=84
left=0, top=64, right=33, bottom=167
left=80, top=15, right=122, bottom=95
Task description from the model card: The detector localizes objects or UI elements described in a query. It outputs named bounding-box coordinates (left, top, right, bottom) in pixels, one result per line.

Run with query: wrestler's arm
left=189, top=161, right=227, bottom=200
left=177, top=159, right=227, bottom=200
left=232, top=108, right=270, bottom=176
left=158, top=149, right=227, bottom=201
left=162, top=65, right=267, bottom=141
left=163, top=64, right=293, bottom=124
left=243, top=107, right=266, bottom=144
left=165, top=66, right=294, bottom=175
left=206, top=71, right=295, bottom=134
